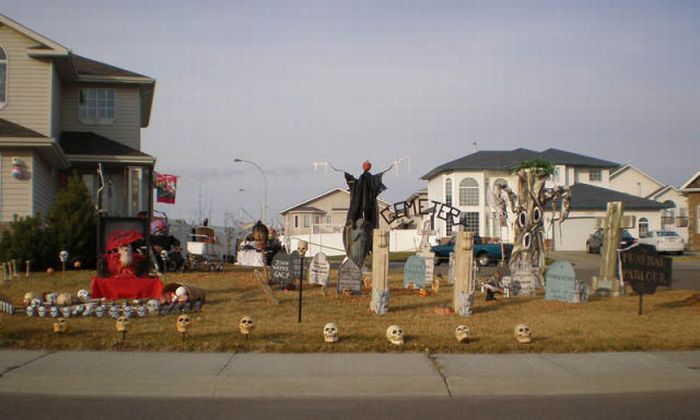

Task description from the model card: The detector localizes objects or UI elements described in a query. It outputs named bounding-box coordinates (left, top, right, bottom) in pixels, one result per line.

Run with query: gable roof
left=421, top=148, right=619, bottom=180
left=280, top=187, right=391, bottom=215
left=610, top=164, right=666, bottom=188
left=565, top=183, right=673, bottom=211
left=680, top=170, right=700, bottom=192
left=59, top=131, right=154, bottom=163
left=72, top=54, right=150, bottom=79
left=0, top=14, right=69, bottom=54
left=0, top=118, right=47, bottom=138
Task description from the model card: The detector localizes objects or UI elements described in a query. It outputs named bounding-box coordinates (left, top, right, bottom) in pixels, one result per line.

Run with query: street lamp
left=234, top=158, right=268, bottom=224
left=238, top=188, right=263, bottom=220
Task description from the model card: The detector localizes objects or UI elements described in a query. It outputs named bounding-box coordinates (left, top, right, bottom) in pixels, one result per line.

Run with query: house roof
left=565, top=183, right=673, bottom=211
left=610, top=164, right=666, bottom=189
left=59, top=131, right=154, bottom=160
left=421, top=148, right=619, bottom=180
left=0, top=118, right=47, bottom=138
left=680, top=170, right=700, bottom=192
left=280, top=187, right=391, bottom=215
left=72, top=54, right=150, bottom=79
left=292, top=206, right=325, bottom=213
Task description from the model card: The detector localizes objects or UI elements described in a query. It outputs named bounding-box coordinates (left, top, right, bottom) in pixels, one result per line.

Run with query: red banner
left=155, top=173, right=178, bottom=204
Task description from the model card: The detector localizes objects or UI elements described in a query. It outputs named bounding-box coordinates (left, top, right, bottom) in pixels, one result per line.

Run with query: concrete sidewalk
left=1, top=350, right=699, bottom=399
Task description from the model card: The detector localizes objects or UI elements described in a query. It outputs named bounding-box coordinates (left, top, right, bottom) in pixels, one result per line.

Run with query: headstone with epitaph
left=447, top=252, right=455, bottom=285
left=270, top=252, right=293, bottom=289
left=545, top=261, right=587, bottom=303
left=417, top=250, right=435, bottom=289
left=403, top=255, right=426, bottom=288
left=336, top=259, right=362, bottom=295
left=308, top=252, right=330, bottom=287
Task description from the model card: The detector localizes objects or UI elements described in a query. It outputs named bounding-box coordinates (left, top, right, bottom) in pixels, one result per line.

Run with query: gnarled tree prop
left=493, top=160, right=571, bottom=296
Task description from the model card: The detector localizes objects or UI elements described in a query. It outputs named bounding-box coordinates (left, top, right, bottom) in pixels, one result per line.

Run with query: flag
left=155, top=173, right=178, bottom=204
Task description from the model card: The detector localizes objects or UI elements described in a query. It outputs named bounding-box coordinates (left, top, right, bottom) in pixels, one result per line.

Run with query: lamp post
left=238, top=188, right=263, bottom=221
left=234, top=158, right=268, bottom=224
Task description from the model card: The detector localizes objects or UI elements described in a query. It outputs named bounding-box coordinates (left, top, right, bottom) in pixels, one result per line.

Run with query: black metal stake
left=181, top=331, right=186, bottom=345
left=121, top=330, right=127, bottom=341
left=298, top=256, right=304, bottom=323
left=638, top=293, right=644, bottom=316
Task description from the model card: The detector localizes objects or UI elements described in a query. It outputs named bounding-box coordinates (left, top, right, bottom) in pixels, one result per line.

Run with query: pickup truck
left=431, top=236, right=513, bottom=267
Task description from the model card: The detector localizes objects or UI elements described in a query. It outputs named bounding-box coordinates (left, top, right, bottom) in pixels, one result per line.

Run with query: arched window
left=638, top=217, right=649, bottom=238
left=445, top=178, right=453, bottom=235
left=459, top=178, right=479, bottom=206
left=0, top=46, right=7, bottom=107
left=662, top=200, right=676, bottom=226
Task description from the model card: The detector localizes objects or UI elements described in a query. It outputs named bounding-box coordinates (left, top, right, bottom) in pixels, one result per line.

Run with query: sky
left=3, top=0, right=699, bottom=226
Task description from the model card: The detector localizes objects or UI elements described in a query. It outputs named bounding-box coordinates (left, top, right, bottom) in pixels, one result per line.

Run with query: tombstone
left=270, top=252, right=294, bottom=289
left=308, top=252, right=330, bottom=287
left=447, top=252, right=455, bottom=285
left=371, top=229, right=390, bottom=314
left=289, top=250, right=303, bottom=280
left=336, top=259, right=362, bottom=295
left=403, top=255, right=426, bottom=288
left=592, top=201, right=635, bottom=296
left=620, top=244, right=672, bottom=315
left=417, top=250, right=435, bottom=290
left=545, top=261, right=587, bottom=303
left=453, top=230, right=475, bottom=316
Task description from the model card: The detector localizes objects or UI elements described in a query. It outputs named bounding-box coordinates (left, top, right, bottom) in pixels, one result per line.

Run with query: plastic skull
left=23, top=292, right=36, bottom=306
left=122, top=304, right=133, bottom=319
left=297, top=240, right=308, bottom=256
left=115, top=316, right=130, bottom=332
left=45, top=292, right=57, bottom=305
left=176, top=314, right=190, bottom=333
left=109, top=305, right=120, bottom=319
left=37, top=305, right=47, bottom=318
left=146, top=299, right=160, bottom=315
left=77, top=289, right=90, bottom=302
left=49, top=306, right=59, bottom=318
left=239, top=316, right=255, bottom=335
left=60, top=306, right=71, bottom=318
left=53, top=318, right=67, bottom=334
left=95, top=305, right=105, bottom=318
left=514, top=323, right=532, bottom=344
left=455, top=325, right=471, bottom=343
left=386, top=325, right=404, bottom=345
left=323, top=322, right=338, bottom=343
left=25, top=305, right=35, bottom=317
left=56, top=293, right=74, bottom=306
left=59, top=250, right=69, bottom=263
left=136, top=305, right=146, bottom=318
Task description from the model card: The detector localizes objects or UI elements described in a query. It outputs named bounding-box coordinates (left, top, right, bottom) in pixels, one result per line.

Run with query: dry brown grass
left=1, top=266, right=700, bottom=353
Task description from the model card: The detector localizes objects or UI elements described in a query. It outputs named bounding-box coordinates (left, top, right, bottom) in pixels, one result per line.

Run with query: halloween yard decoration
left=455, top=325, right=471, bottom=343
left=160, top=282, right=206, bottom=314
left=370, top=229, right=390, bottom=315
left=53, top=318, right=67, bottom=335
left=323, top=322, right=339, bottom=343
left=514, top=323, right=532, bottom=344
left=176, top=314, right=190, bottom=343
left=239, top=316, right=255, bottom=339
left=386, top=325, right=404, bottom=346
left=116, top=316, right=130, bottom=340
left=492, top=161, right=571, bottom=296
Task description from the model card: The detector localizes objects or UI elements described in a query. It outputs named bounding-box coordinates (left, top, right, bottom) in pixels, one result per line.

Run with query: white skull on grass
left=515, top=323, right=532, bottom=344
left=239, top=316, right=255, bottom=335
left=176, top=314, right=190, bottom=333
left=323, top=322, right=338, bottom=343
left=386, top=325, right=404, bottom=346
left=116, top=316, right=130, bottom=332
left=53, top=318, right=67, bottom=334
left=59, top=250, right=69, bottom=263
left=455, top=325, right=471, bottom=343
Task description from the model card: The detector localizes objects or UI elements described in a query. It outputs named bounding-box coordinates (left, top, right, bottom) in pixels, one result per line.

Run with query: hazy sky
left=4, top=0, right=699, bottom=226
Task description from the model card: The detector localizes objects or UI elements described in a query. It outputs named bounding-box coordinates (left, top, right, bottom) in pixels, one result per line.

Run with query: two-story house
left=421, top=148, right=672, bottom=251
left=0, top=14, right=156, bottom=230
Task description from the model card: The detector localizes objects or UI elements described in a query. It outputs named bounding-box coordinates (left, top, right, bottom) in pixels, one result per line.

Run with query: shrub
left=0, top=214, right=56, bottom=270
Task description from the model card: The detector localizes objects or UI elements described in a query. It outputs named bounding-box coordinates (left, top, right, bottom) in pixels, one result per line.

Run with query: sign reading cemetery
left=336, top=259, right=362, bottom=295
left=270, top=252, right=293, bottom=289
left=621, top=244, right=672, bottom=294
left=403, top=255, right=426, bottom=288
left=308, top=252, right=330, bottom=286
left=545, top=261, right=586, bottom=303
left=380, top=198, right=461, bottom=226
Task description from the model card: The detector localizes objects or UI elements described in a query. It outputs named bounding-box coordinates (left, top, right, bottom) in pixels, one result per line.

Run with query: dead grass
left=1, top=267, right=700, bottom=353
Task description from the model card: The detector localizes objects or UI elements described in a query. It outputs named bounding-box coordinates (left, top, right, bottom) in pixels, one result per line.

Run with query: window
left=445, top=178, right=453, bottom=236
left=677, top=208, right=688, bottom=228
left=460, top=212, right=480, bottom=234
left=303, top=215, right=311, bottom=228
left=79, top=88, right=115, bottom=124
left=326, top=215, right=332, bottom=225
left=0, top=46, right=6, bottom=106
left=589, top=169, right=602, bottom=181
left=552, top=167, right=560, bottom=183
left=459, top=178, right=479, bottom=206
left=662, top=201, right=676, bottom=226
left=313, top=215, right=321, bottom=225
left=294, top=215, right=299, bottom=228
left=638, top=217, right=649, bottom=237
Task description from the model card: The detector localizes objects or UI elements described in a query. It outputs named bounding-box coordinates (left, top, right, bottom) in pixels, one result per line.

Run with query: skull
left=109, top=304, right=120, bottom=319
left=53, top=318, right=67, bottom=334
left=118, top=246, right=132, bottom=268
left=115, top=316, right=130, bottom=332
left=515, top=323, right=532, bottom=344
left=386, top=325, right=404, bottom=345
left=60, top=306, right=71, bottom=318
left=323, top=322, right=338, bottom=343
left=136, top=305, right=146, bottom=317
left=59, top=250, right=69, bottom=263
left=56, top=293, right=74, bottom=306
left=297, top=240, right=308, bottom=256
left=45, top=292, right=57, bottom=305
left=146, top=299, right=160, bottom=315
left=176, top=314, right=190, bottom=333
left=455, top=325, right=471, bottom=343
left=25, top=305, right=35, bottom=317
left=23, top=292, right=36, bottom=306
left=95, top=305, right=106, bottom=318
left=122, top=304, right=133, bottom=318
left=77, top=289, right=90, bottom=302
left=239, top=316, right=255, bottom=335
left=37, top=305, right=47, bottom=317
left=49, top=306, right=59, bottom=318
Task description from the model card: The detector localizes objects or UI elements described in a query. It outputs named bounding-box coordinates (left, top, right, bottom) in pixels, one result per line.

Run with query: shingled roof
left=565, top=183, right=672, bottom=211
left=59, top=131, right=153, bottom=158
left=421, top=148, right=619, bottom=180
left=72, top=54, right=150, bottom=79
left=0, top=118, right=47, bottom=138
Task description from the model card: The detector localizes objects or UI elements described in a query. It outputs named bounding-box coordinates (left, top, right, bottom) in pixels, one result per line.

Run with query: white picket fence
left=280, top=229, right=437, bottom=256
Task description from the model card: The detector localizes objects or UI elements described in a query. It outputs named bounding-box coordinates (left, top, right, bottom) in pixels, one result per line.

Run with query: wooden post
left=594, top=201, right=624, bottom=296
left=453, top=230, right=475, bottom=316
left=370, top=229, right=390, bottom=314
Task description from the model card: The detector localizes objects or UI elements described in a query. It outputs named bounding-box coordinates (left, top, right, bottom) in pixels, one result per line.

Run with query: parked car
left=638, top=230, right=685, bottom=255
left=431, top=235, right=513, bottom=267
left=586, top=229, right=636, bottom=254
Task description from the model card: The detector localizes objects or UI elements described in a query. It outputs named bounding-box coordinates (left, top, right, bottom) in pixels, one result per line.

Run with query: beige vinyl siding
left=0, top=25, right=52, bottom=136
left=60, top=85, right=141, bottom=150
left=32, top=152, right=56, bottom=217
left=50, top=66, right=61, bottom=138
left=0, top=150, right=33, bottom=222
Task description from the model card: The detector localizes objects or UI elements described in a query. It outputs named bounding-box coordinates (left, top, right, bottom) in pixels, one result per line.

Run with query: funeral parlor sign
left=620, top=244, right=672, bottom=314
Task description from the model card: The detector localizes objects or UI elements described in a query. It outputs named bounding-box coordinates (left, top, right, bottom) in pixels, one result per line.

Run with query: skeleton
left=53, top=318, right=67, bottom=334
left=493, top=171, right=571, bottom=295
left=176, top=314, right=190, bottom=333
left=83, top=303, right=95, bottom=317
left=455, top=325, right=471, bottom=343
left=323, top=322, right=339, bottom=343
left=239, top=316, right=255, bottom=335
left=122, top=304, right=133, bottom=318
left=514, top=323, right=532, bottom=344
left=386, top=325, right=404, bottom=345
left=72, top=304, right=84, bottom=317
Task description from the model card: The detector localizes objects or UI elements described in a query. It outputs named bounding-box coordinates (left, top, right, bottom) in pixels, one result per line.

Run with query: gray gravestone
left=545, top=261, right=586, bottom=303
left=448, top=252, right=455, bottom=285
left=418, top=251, right=435, bottom=288
left=336, top=259, right=362, bottom=295
left=403, top=255, right=426, bottom=288
left=270, top=252, right=293, bottom=289
left=289, top=250, right=303, bottom=280
left=308, top=252, right=330, bottom=287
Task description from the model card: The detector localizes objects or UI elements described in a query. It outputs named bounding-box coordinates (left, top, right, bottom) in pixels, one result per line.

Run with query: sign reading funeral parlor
left=620, top=244, right=672, bottom=314
left=336, top=259, right=362, bottom=295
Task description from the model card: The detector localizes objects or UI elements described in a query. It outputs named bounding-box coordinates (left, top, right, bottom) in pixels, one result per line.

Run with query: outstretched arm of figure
left=378, top=161, right=396, bottom=175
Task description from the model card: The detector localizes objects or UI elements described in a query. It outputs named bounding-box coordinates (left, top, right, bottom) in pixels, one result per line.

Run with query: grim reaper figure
left=343, top=161, right=390, bottom=268
left=493, top=165, right=571, bottom=296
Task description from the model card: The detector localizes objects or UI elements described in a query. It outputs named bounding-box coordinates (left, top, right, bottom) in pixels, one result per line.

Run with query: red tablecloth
left=90, top=276, right=164, bottom=300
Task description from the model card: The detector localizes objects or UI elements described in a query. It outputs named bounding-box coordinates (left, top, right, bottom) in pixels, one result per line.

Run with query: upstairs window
left=589, top=168, right=602, bottom=181
left=79, top=88, right=115, bottom=124
left=459, top=178, right=479, bottom=206
left=0, top=46, right=6, bottom=107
